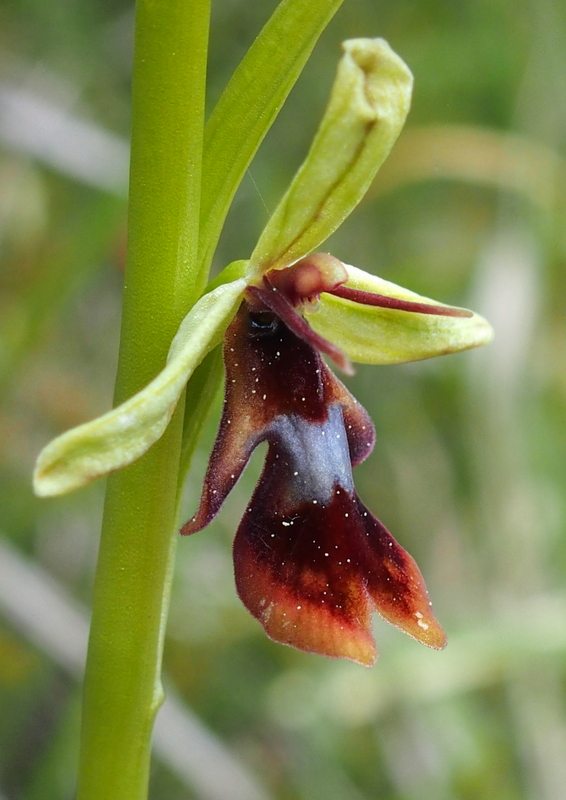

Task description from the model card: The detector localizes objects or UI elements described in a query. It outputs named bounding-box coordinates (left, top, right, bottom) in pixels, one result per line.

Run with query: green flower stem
left=76, top=1, right=210, bottom=798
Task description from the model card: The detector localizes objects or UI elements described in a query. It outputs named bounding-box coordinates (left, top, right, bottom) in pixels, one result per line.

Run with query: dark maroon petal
left=247, top=278, right=354, bottom=375
left=179, top=408, right=259, bottom=534
left=331, top=285, right=473, bottom=317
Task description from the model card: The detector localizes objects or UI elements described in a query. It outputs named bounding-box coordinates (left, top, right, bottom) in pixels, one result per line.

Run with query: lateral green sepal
left=33, top=279, right=246, bottom=496
left=306, top=264, right=493, bottom=364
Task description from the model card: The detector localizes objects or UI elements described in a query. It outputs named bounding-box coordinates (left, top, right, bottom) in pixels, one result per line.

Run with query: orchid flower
left=33, top=39, right=492, bottom=665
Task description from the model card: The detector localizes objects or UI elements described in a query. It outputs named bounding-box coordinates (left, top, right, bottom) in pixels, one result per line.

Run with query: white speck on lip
left=282, top=521, right=291, bottom=527
left=296, top=605, right=302, bottom=610
left=312, top=500, right=318, bottom=504
left=417, top=619, right=430, bottom=631
left=324, top=552, right=329, bottom=557
left=293, top=471, right=299, bottom=476
left=263, top=394, right=267, bottom=400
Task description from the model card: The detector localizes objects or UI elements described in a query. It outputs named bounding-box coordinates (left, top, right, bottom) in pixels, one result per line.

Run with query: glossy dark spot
left=248, top=310, right=280, bottom=337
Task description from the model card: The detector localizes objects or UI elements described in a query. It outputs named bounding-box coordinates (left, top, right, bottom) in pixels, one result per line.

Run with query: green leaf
left=199, top=0, right=345, bottom=276
left=249, top=38, right=413, bottom=274
left=33, top=279, right=246, bottom=496
left=306, top=264, right=493, bottom=363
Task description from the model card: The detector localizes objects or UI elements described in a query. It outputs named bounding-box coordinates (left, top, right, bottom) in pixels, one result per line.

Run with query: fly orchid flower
left=33, top=39, right=492, bottom=665
left=182, top=254, right=477, bottom=665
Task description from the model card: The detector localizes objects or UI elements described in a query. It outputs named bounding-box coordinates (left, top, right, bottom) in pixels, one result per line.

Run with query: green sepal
left=249, top=38, right=413, bottom=275
left=306, top=264, right=493, bottom=364
left=33, top=278, right=246, bottom=496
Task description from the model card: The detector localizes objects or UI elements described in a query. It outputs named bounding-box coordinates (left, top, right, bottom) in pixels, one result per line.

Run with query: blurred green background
left=2, top=0, right=566, bottom=798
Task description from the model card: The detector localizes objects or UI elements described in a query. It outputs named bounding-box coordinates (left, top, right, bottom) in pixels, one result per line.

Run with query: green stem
left=76, top=1, right=210, bottom=798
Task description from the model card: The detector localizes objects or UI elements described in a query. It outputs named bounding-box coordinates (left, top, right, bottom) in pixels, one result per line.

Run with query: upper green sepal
left=306, top=264, right=493, bottom=364
left=33, top=278, right=246, bottom=497
left=248, top=38, right=413, bottom=276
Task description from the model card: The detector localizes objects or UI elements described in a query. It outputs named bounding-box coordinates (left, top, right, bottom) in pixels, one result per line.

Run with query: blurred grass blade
left=198, top=0, right=345, bottom=277
left=0, top=85, right=129, bottom=195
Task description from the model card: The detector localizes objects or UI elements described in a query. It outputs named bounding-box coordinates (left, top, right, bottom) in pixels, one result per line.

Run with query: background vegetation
left=2, top=0, right=566, bottom=798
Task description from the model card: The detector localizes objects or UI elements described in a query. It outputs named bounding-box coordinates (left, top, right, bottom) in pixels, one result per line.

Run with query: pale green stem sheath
left=76, top=1, right=210, bottom=798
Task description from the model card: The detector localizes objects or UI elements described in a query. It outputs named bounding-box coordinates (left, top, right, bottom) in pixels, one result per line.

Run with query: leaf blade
left=199, top=0, right=345, bottom=276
